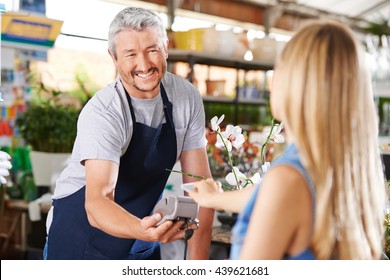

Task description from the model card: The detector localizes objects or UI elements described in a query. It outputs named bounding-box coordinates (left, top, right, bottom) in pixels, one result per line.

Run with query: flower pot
left=29, top=151, right=70, bottom=193
left=206, top=80, right=226, bottom=97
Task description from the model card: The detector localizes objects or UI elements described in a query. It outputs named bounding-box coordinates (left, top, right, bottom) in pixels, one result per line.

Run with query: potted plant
left=363, top=18, right=390, bottom=37
left=385, top=209, right=390, bottom=259
left=15, top=73, right=92, bottom=193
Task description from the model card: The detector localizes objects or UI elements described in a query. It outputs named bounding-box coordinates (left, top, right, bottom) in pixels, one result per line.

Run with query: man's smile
left=134, top=68, right=157, bottom=79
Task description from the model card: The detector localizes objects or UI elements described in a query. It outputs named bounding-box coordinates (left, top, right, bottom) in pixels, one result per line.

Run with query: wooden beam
left=142, top=0, right=265, bottom=26
left=123, top=0, right=377, bottom=33
left=180, top=0, right=264, bottom=26
left=274, top=12, right=314, bottom=32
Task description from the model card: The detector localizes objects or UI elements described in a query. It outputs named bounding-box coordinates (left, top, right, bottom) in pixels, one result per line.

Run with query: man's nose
left=135, top=53, right=152, bottom=72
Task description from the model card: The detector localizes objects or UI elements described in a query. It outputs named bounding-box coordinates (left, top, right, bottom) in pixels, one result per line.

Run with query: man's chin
left=133, top=80, right=161, bottom=93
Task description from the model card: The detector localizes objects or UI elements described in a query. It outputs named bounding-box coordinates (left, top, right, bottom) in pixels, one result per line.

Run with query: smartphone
left=181, top=182, right=195, bottom=193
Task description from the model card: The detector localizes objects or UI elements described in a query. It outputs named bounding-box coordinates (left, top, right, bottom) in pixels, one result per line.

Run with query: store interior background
left=1, top=0, right=390, bottom=260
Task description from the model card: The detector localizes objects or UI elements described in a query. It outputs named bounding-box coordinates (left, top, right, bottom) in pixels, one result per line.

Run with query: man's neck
left=121, top=79, right=160, bottom=99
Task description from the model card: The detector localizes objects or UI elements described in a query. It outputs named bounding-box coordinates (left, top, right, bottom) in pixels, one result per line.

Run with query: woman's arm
left=190, top=179, right=255, bottom=213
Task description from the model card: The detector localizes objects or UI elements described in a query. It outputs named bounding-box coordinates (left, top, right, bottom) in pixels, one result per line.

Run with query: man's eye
left=148, top=49, right=158, bottom=53
left=126, top=53, right=136, bottom=58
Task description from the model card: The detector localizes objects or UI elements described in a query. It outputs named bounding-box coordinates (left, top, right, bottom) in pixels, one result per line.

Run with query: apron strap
left=160, top=84, right=175, bottom=128
left=125, top=88, right=137, bottom=124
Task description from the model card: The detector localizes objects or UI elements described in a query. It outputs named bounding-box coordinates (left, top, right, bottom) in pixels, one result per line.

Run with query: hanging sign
left=1, top=12, right=63, bottom=48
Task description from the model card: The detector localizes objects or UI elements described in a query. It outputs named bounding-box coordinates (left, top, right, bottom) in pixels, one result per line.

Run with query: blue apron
left=47, top=83, right=177, bottom=259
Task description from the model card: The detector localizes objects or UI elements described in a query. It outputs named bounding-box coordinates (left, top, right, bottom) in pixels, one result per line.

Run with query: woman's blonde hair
left=278, top=20, right=386, bottom=259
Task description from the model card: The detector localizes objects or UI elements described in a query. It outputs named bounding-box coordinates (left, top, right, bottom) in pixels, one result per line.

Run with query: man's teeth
left=137, top=72, right=153, bottom=78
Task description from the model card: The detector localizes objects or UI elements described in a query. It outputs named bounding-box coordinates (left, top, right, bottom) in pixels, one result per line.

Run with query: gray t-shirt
left=52, top=72, right=207, bottom=199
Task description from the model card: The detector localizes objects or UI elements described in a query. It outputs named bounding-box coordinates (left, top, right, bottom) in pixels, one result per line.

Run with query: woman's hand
left=189, top=179, right=256, bottom=213
left=188, top=178, right=223, bottom=210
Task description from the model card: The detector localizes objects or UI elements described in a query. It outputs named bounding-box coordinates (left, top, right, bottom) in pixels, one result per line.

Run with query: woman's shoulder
left=264, top=164, right=308, bottom=195
left=270, top=143, right=315, bottom=197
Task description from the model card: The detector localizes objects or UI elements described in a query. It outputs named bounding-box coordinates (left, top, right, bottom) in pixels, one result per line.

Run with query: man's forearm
left=188, top=207, right=214, bottom=259
left=179, top=147, right=214, bottom=259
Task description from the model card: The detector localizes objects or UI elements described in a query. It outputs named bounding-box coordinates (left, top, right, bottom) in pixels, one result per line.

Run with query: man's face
left=110, top=27, right=168, bottom=98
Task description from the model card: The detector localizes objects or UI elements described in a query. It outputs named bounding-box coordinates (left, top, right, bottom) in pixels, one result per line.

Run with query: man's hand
left=139, top=213, right=188, bottom=243
left=0, top=151, right=12, bottom=184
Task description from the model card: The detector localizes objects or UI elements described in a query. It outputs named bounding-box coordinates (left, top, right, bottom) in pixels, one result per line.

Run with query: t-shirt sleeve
left=77, top=107, right=123, bottom=165
left=181, top=88, right=207, bottom=151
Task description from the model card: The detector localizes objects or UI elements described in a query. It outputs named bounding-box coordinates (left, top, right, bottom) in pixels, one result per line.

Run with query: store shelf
left=237, top=98, right=269, bottom=105
left=167, top=49, right=274, bottom=127
left=168, top=49, right=274, bottom=71
left=202, top=96, right=235, bottom=103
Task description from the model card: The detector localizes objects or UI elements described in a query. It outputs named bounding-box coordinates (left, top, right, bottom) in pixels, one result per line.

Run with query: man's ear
left=164, top=39, right=169, bottom=58
left=108, top=49, right=118, bottom=66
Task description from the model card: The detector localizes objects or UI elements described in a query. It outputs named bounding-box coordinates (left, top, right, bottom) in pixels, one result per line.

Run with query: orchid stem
left=260, top=118, right=275, bottom=165
left=216, top=130, right=241, bottom=189
left=166, top=169, right=205, bottom=180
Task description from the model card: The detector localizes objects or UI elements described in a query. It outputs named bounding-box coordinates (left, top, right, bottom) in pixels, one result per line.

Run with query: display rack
left=167, top=49, right=274, bottom=127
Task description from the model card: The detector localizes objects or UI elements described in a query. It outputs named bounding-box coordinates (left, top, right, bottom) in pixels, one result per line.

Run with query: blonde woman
left=190, top=20, right=387, bottom=260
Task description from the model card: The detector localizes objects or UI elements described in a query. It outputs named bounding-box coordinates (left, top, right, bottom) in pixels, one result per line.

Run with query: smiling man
left=44, top=7, right=214, bottom=260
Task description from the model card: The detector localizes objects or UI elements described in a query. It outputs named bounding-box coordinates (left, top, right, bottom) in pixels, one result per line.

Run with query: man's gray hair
left=108, top=7, right=168, bottom=58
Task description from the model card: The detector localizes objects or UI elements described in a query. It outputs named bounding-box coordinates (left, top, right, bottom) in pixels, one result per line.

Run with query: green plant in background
left=15, top=70, right=93, bottom=153
left=16, top=100, right=80, bottom=153
left=363, top=18, right=390, bottom=37
left=69, top=66, right=97, bottom=108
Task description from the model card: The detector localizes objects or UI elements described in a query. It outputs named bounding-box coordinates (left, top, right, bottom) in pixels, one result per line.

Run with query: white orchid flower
left=210, top=114, right=225, bottom=132
left=215, top=133, right=231, bottom=151
left=225, top=166, right=247, bottom=188
left=261, top=162, right=271, bottom=173
left=249, top=172, right=261, bottom=185
left=170, top=117, right=280, bottom=192
left=270, top=122, right=285, bottom=143
left=221, top=124, right=245, bottom=150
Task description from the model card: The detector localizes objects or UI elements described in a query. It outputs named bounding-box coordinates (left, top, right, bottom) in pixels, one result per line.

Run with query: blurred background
left=0, top=0, right=389, bottom=260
